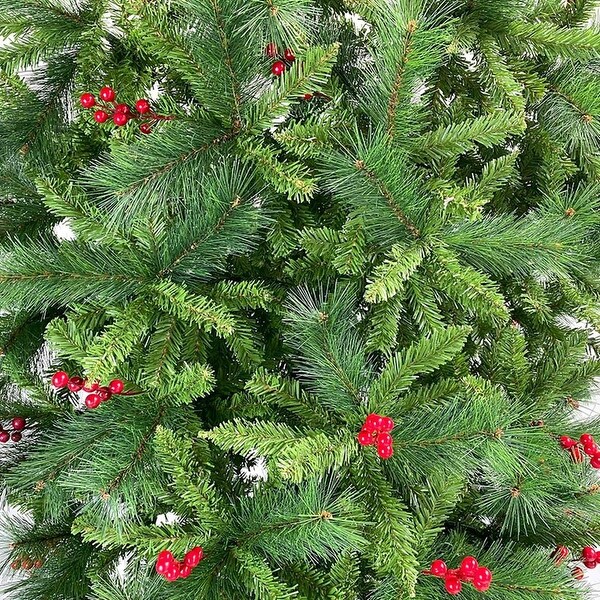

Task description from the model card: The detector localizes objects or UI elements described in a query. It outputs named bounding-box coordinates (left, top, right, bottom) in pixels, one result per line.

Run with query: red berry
left=108, top=379, right=124, bottom=394
left=572, top=566, right=584, bottom=580
left=591, top=455, right=600, bottom=469
left=184, top=546, right=204, bottom=568
left=357, top=429, right=374, bottom=446
left=83, top=381, right=99, bottom=393
left=113, top=112, right=128, bottom=126
left=12, top=417, right=25, bottom=431
left=51, top=371, right=69, bottom=388
left=157, top=550, right=174, bottom=567
left=115, top=103, right=130, bottom=114
left=22, top=559, right=32, bottom=570
left=430, top=559, right=447, bottom=577
left=165, top=563, right=180, bottom=581
left=303, top=93, right=313, bottom=100
left=85, top=393, right=101, bottom=409
left=67, top=376, right=85, bottom=392
left=445, top=576, right=462, bottom=595
left=94, top=110, right=109, bottom=123
left=265, top=42, right=278, bottom=57
left=377, top=432, right=393, bottom=446
left=584, top=559, right=597, bottom=569
left=80, top=93, right=95, bottom=108
left=11, top=432, right=22, bottom=442
left=140, top=123, right=152, bottom=134
left=179, top=564, right=192, bottom=578
left=97, top=387, right=112, bottom=402
left=570, top=445, right=584, bottom=463
left=459, top=556, right=479, bottom=580
left=10, top=560, right=20, bottom=570
left=560, top=436, right=577, bottom=449
left=283, top=48, right=295, bottom=61
left=0, top=432, right=9, bottom=443
left=473, top=566, right=492, bottom=587
left=271, top=61, right=286, bottom=76
left=584, top=442, right=599, bottom=456
left=99, top=86, right=116, bottom=102
left=473, top=578, right=491, bottom=592
left=365, top=413, right=382, bottom=432
left=552, top=546, right=569, bottom=564
left=380, top=416, right=394, bottom=432
left=580, top=433, right=594, bottom=445
left=33, top=559, right=43, bottom=568
left=377, top=443, right=393, bottom=459
left=582, top=546, right=597, bottom=561
left=135, top=99, right=151, bottom=114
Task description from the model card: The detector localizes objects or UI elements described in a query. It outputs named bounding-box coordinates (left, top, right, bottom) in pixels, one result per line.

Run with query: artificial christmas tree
left=2, top=0, right=600, bottom=598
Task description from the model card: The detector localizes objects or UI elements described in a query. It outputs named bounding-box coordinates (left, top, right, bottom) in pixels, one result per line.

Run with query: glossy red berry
left=283, top=48, right=295, bottom=61
left=584, top=559, right=597, bottom=569
left=99, top=86, right=116, bottom=102
left=303, top=93, right=313, bottom=100
left=108, top=379, right=124, bottom=394
left=459, top=556, right=479, bottom=579
left=80, top=93, right=95, bottom=108
left=365, top=413, right=382, bottom=432
left=165, top=564, right=180, bottom=581
left=184, top=546, right=204, bottom=568
left=0, top=432, right=9, bottom=443
left=570, top=445, right=584, bottom=463
left=115, top=103, right=130, bottom=114
left=580, top=433, right=594, bottom=445
left=572, top=566, right=584, bottom=580
left=11, top=432, right=22, bottom=442
left=140, top=123, right=152, bottom=134
left=430, top=559, right=447, bottom=577
left=552, top=545, right=569, bottom=564
left=560, top=436, right=577, bottom=449
left=135, top=99, right=151, bottom=114
left=357, top=429, right=374, bottom=446
left=377, top=443, right=393, bottom=459
left=591, top=455, right=600, bottom=469
left=67, top=376, right=85, bottom=392
left=10, top=560, right=20, bottom=570
left=584, top=442, right=599, bottom=457
left=83, top=381, right=99, bottom=393
left=12, top=417, right=25, bottom=431
left=85, top=393, right=101, bottom=409
left=445, top=576, right=462, bottom=595
left=157, top=550, right=174, bottom=567
left=97, top=387, right=112, bottom=402
left=271, top=61, right=286, bottom=76
left=473, top=578, right=491, bottom=592
left=380, top=416, right=394, bottom=432
left=377, top=432, right=393, bottom=446
left=582, top=546, right=597, bottom=561
left=179, top=564, right=192, bottom=578
left=94, top=110, right=109, bottom=123
left=113, top=112, right=128, bottom=126
left=473, top=566, right=492, bottom=587
left=265, top=42, right=278, bottom=57
left=51, top=371, right=69, bottom=388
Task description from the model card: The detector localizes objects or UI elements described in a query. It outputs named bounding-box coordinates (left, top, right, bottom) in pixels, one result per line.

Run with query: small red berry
left=303, top=93, right=313, bottom=100
left=99, top=86, right=116, bottom=102
left=94, top=110, right=109, bottom=123
left=165, top=563, right=180, bottom=581
left=157, top=550, right=174, bottom=567
left=33, top=559, right=43, bottom=568
left=85, top=393, right=101, bottom=409
left=22, top=559, right=32, bottom=570
left=12, top=417, right=25, bottom=431
left=591, top=455, right=600, bottom=469
left=365, top=413, right=382, bottom=432
left=10, top=560, right=20, bottom=570
left=430, top=559, right=447, bottom=577
left=67, top=376, right=85, bottom=392
left=135, top=99, right=151, bottom=114
left=459, top=556, right=479, bottom=580
left=380, top=416, right=394, bottom=432
left=0, top=432, right=9, bottom=443
left=97, top=387, right=112, bottom=402
left=445, top=576, right=462, bottom=595
left=271, top=61, right=286, bottom=76
left=265, top=42, right=278, bottom=57
left=83, top=381, right=99, bottom=393
left=570, top=445, right=584, bottom=463
left=11, top=432, right=22, bottom=442
left=139, top=123, right=152, bottom=134
left=51, top=371, right=69, bottom=388
left=582, top=546, right=597, bottom=561
left=584, top=442, right=599, bottom=457
left=179, top=564, right=192, bottom=578
left=80, top=93, right=95, bottom=108
left=473, top=566, right=492, bottom=588
left=283, top=48, right=295, bottom=61
left=115, top=103, right=130, bottom=114
left=552, top=546, right=569, bottom=564
left=108, top=379, right=124, bottom=394
left=113, top=112, right=128, bottom=126
left=184, top=546, right=204, bottom=568
left=357, top=429, right=374, bottom=446
left=377, top=443, right=393, bottom=459
left=560, top=436, right=577, bottom=449
left=580, top=433, right=594, bottom=445
left=572, top=566, right=584, bottom=580
left=584, top=559, right=597, bottom=569
left=377, top=432, right=393, bottom=446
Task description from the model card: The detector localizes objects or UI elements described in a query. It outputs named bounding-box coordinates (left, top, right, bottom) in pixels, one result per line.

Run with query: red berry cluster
left=0, top=417, right=26, bottom=444
left=426, top=557, right=492, bottom=595
left=51, top=371, right=125, bottom=410
left=155, top=547, right=204, bottom=582
left=11, top=556, right=43, bottom=571
left=79, top=86, right=174, bottom=134
left=357, top=413, right=394, bottom=459
left=560, top=433, right=600, bottom=468
left=265, top=43, right=295, bottom=77
left=581, top=546, right=599, bottom=570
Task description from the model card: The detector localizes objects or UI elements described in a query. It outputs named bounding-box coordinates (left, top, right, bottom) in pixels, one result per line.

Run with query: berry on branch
left=99, top=86, right=116, bottom=102
left=271, top=61, right=286, bottom=76
left=51, top=371, right=69, bottom=388
left=80, top=93, right=95, bottom=108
